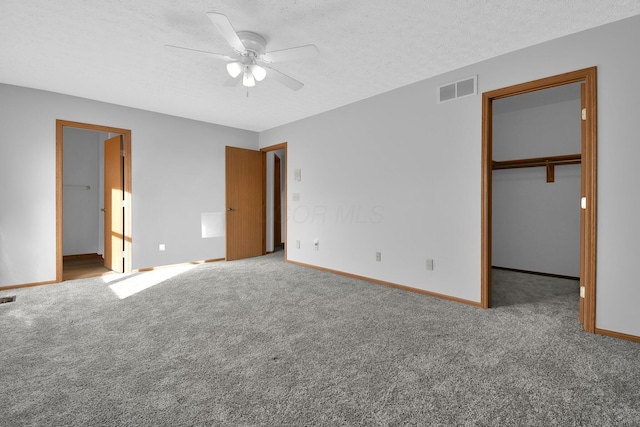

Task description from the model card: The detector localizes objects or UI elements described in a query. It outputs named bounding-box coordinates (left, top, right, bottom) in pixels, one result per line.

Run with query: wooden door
left=274, top=154, right=282, bottom=247
left=104, top=135, right=124, bottom=272
left=225, top=146, right=265, bottom=260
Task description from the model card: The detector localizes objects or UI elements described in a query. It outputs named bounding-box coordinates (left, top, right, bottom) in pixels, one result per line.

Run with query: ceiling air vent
left=438, top=75, right=477, bottom=103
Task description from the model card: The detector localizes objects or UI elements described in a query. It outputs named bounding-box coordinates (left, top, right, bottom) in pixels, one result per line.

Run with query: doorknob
left=227, top=207, right=233, bottom=211
left=101, top=208, right=106, bottom=212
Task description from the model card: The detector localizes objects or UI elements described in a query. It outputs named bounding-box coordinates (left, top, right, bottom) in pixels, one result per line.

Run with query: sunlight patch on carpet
left=108, top=265, right=197, bottom=299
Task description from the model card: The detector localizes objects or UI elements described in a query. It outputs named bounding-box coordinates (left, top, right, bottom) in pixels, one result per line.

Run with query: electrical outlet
left=159, top=244, right=166, bottom=251
left=314, top=239, right=319, bottom=251
left=426, top=259, right=434, bottom=270
left=376, top=252, right=381, bottom=262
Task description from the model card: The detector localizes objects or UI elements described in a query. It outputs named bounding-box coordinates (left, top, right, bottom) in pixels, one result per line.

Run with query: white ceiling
left=2, top=1, right=639, bottom=132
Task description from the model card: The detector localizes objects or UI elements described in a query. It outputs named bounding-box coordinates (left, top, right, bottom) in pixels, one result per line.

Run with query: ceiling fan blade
left=206, top=12, right=246, bottom=53
left=262, top=44, right=319, bottom=63
left=165, top=44, right=233, bottom=61
left=264, top=66, right=304, bottom=91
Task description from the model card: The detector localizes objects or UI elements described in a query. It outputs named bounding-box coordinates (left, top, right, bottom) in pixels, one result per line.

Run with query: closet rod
left=492, top=153, right=581, bottom=170
left=492, top=153, right=581, bottom=183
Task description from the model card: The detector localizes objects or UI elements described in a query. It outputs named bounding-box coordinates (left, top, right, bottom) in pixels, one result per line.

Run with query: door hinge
left=122, top=251, right=127, bottom=259
left=581, top=108, right=587, bottom=121
left=580, top=286, right=585, bottom=298
left=122, top=199, right=127, bottom=208
left=581, top=197, right=587, bottom=210
left=121, top=149, right=125, bottom=157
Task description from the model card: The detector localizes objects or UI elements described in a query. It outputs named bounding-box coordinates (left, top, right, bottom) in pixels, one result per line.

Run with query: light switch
left=294, top=168, right=301, bottom=181
left=292, top=193, right=300, bottom=201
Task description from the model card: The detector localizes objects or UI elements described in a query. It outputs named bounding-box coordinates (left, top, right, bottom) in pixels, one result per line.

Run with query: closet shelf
left=492, top=153, right=581, bottom=183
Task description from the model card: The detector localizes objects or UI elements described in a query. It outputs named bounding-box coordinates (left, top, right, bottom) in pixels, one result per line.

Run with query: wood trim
left=260, top=142, right=287, bottom=152
left=483, top=68, right=592, bottom=100
left=0, top=280, right=58, bottom=291
left=481, top=92, right=493, bottom=308
left=583, top=68, right=598, bottom=333
left=287, top=260, right=482, bottom=307
left=492, top=266, right=579, bottom=281
left=56, top=120, right=133, bottom=284
left=481, top=67, right=597, bottom=333
left=594, top=328, right=640, bottom=343
left=56, top=123, right=64, bottom=283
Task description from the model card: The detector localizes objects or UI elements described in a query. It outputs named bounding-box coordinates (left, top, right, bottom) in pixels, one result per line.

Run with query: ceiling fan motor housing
left=237, top=31, right=266, bottom=56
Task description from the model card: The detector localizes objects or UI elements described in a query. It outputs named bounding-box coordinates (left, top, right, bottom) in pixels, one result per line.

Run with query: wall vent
left=437, top=75, right=477, bottom=103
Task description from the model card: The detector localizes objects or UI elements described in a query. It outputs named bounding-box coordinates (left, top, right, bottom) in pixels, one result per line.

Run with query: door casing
left=481, top=67, right=597, bottom=332
left=56, top=120, right=132, bottom=281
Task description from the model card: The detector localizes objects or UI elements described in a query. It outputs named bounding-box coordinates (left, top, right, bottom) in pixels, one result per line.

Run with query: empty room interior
left=1, top=2, right=639, bottom=425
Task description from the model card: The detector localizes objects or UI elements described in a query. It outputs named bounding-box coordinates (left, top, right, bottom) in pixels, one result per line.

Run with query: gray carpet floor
left=1, top=253, right=638, bottom=426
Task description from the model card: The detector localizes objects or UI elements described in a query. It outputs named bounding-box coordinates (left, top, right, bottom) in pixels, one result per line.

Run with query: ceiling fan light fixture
left=249, top=64, right=266, bottom=82
left=242, top=68, right=256, bottom=87
left=226, top=61, right=243, bottom=78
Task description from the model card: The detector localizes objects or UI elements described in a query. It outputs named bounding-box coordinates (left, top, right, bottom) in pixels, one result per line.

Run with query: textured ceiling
left=2, top=1, right=640, bottom=132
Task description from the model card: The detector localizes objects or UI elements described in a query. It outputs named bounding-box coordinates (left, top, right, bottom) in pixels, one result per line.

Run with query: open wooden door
left=104, top=135, right=124, bottom=273
left=225, top=146, right=265, bottom=261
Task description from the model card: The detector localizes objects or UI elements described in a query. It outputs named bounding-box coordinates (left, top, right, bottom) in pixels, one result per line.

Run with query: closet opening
left=56, top=120, right=133, bottom=282
left=481, top=67, right=597, bottom=333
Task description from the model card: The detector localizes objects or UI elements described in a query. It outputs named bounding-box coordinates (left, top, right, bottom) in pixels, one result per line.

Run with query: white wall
left=62, top=127, right=101, bottom=255
left=260, top=15, right=640, bottom=336
left=492, top=84, right=582, bottom=277
left=0, top=84, right=258, bottom=285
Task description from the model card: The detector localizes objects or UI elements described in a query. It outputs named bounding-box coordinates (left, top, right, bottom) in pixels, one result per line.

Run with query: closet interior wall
left=491, top=83, right=582, bottom=278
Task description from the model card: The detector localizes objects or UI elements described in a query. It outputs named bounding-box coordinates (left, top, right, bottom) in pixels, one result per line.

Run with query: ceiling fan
left=167, top=12, right=319, bottom=91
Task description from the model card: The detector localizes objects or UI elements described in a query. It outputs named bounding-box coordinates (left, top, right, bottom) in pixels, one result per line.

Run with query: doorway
left=262, top=142, right=287, bottom=258
left=56, top=120, right=132, bottom=282
left=481, top=67, right=597, bottom=332
left=224, top=143, right=288, bottom=261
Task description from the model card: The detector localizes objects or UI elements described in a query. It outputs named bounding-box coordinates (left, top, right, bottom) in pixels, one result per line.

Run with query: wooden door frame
left=481, top=67, right=597, bottom=332
left=261, top=142, right=288, bottom=260
left=56, top=120, right=132, bottom=282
